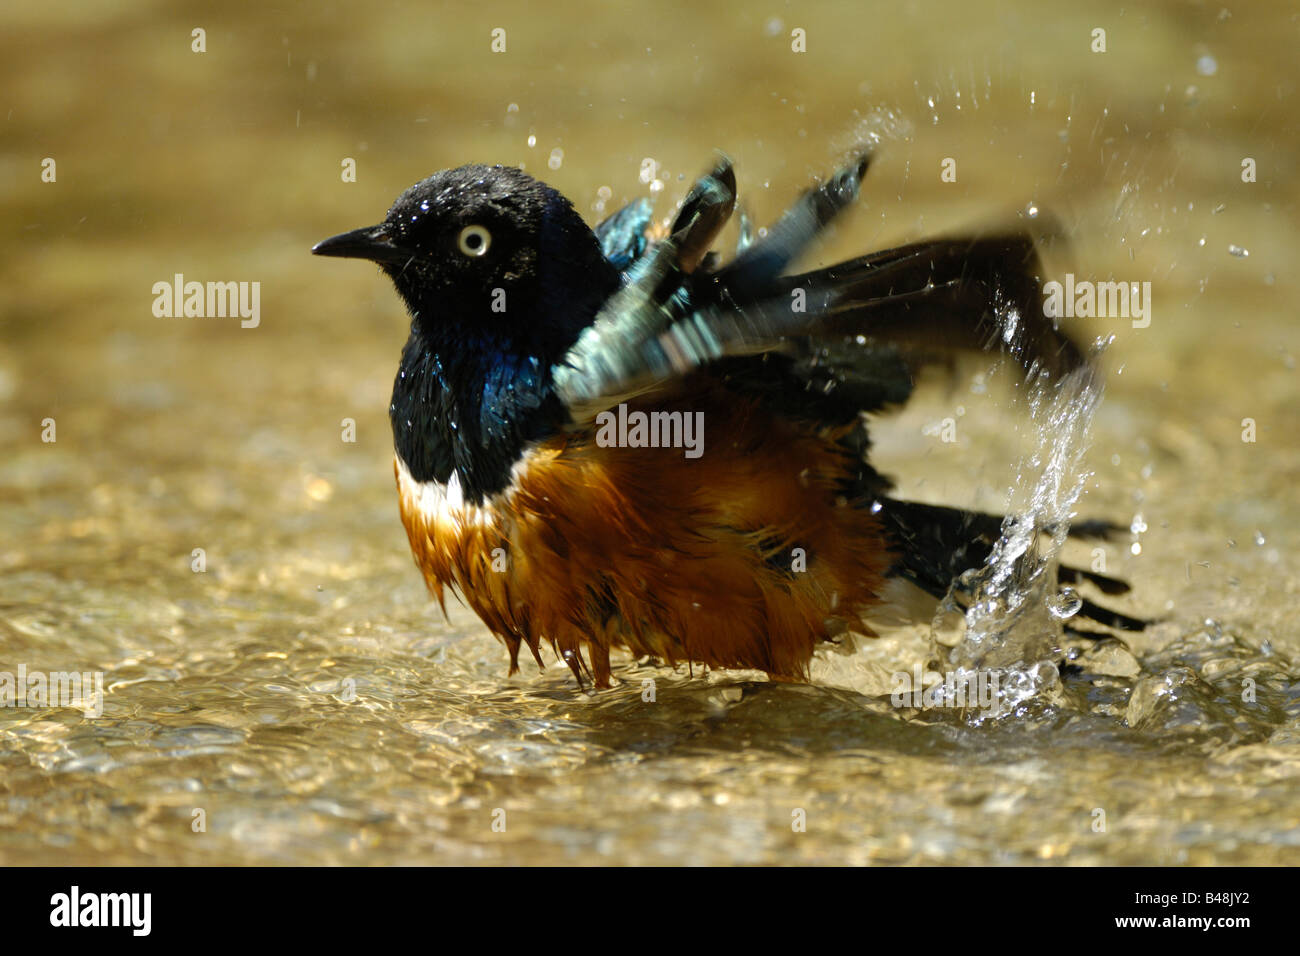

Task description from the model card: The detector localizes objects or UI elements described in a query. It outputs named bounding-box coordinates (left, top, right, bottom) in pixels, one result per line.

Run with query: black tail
left=876, top=498, right=1147, bottom=632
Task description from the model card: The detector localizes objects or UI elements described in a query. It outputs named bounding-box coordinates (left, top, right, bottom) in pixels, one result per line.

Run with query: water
left=929, top=356, right=1107, bottom=718
left=2, top=0, right=1298, bottom=864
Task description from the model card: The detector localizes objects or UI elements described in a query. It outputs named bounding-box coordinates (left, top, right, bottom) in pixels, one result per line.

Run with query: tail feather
left=876, top=498, right=1147, bottom=633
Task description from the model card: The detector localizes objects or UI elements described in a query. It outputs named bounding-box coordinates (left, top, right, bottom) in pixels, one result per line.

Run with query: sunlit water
left=1, top=1, right=1297, bottom=864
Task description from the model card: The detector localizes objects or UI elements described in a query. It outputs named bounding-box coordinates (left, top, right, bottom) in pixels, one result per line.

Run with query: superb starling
left=312, top=152, right=1141, bottom=688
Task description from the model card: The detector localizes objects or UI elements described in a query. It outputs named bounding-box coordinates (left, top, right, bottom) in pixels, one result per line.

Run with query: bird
left=312, top=151, right=1144, bottom=689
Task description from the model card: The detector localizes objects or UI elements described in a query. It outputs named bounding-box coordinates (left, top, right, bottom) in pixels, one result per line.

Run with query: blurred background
left=1, top=0, right=1297, bottom=864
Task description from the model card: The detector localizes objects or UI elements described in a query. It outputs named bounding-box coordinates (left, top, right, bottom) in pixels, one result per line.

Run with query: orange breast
left=395, top=382, right=892, bottom=687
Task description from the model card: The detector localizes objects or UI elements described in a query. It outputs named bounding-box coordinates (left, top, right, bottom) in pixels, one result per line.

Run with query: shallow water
left=1, top=0, right=1298, bottom=864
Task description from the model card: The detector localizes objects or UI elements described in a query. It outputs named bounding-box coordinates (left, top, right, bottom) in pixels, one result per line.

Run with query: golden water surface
left=1, top=0, right=1297, bottom=864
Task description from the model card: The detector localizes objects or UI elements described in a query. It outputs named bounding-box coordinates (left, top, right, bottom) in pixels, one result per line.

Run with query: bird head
left=312, top=163, right=619, bottom=361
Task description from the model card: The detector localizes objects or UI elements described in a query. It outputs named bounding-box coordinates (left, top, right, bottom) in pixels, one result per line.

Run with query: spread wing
left=553, top=151, right=1082, bottom=426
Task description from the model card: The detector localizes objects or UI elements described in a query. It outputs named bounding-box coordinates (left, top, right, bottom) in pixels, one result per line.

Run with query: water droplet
left=526, top=134, right=536, bottom=148
left=1228, top=244, right=1249, bottom=257
left=548, top=148, right=564, bottom=170
left=1048, top=587, right=1083, bottom=620
left=1254, top=530, right=1266, bottom=546
left=1196, top=54, right=1218, bottom=76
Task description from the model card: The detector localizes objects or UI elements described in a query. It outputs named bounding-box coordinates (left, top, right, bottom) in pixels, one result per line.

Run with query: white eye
left=457, top=224, right=491, bottom=257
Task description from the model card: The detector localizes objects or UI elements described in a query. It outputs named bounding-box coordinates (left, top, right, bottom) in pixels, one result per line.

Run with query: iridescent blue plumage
left=594, top=197, right=654, bottom=271
left=356, top=164, right=620, bottom=497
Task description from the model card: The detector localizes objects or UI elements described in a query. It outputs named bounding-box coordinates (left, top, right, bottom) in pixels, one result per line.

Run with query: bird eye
left=457, top=225, right=491, bottom=257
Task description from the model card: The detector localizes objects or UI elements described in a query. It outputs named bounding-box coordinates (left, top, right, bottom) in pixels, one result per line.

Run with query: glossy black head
left=313, top=164, right=623, bottom=502
left=313, top=163, right=619, bottom=361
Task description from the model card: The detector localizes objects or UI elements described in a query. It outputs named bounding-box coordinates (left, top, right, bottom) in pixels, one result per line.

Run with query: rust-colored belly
left=395, top=389, right=891, bottom=687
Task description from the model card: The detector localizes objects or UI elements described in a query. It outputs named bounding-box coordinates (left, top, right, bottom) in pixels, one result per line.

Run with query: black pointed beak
left=311, top=224, right=413, bottom=265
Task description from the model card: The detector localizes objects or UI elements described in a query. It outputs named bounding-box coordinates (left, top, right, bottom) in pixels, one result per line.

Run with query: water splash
left=833, top=106, right=915, bottom=158
left=929, top=347, right=1110, bottom=721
